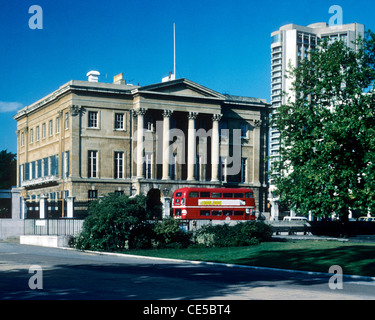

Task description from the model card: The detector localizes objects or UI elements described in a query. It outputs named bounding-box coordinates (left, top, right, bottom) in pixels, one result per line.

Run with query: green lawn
left=125, top=240, right=375, bottom=277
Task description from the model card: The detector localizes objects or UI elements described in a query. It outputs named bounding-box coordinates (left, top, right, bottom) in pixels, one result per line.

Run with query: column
left=67, top=196, right=75, bottom=218
left=162, top=110, right=173, bottom=180
left=21, top=197, right=28, bottom=219
left=11, top=187, right=21, bottom=219
left=39, top=195, right=47, bottom=219
left=211, top=114, right=222, bottom=182
left=136, top=108, right=147, bottom=178
left=187, top=112, right=198, bottom=181
left=251, top=119, right=262, bottom=184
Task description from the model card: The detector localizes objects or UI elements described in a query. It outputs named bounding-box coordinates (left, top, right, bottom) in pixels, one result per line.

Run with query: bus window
left=174, top=209, right=181, bottom=216
left=212, top=192, right=222, bottom=198
left=189, top=192, right=199, bottom=198
left=200, top=192, right=210, bottom=198
left=200, top=210, right=210, bottom=216
left=234, top=193, right=244, bottom=198
left=176, top=192, right=182, bottom=197
left=234, top=211, right=244, bottom=216
left=245, top=192, right=253, bottom=198
left=223, top=193, right=233, bottom=198
left=223, top=210, right=233, bottom=216
left=212, top=210, right=222, bottom=216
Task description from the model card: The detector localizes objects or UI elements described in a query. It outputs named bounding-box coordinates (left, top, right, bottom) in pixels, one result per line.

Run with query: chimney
left=113, top=73, right=126, bottom=85
left=162, top=71, right=175, bottom=83
left=86, top=70, right=100, bottom=82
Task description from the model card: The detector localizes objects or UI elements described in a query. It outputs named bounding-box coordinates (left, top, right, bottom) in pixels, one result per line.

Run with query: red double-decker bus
left=172, top=187, right=256, bottom=220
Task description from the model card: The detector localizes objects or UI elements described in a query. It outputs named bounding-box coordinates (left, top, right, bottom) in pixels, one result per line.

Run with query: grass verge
left=124, top=240, right=375, bottom=277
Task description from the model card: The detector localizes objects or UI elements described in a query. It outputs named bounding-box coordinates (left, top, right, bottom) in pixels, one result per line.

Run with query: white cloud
left=0, top=101, right=23, bottom=113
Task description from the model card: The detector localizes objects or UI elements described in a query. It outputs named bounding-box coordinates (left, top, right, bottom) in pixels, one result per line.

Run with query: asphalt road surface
left=1, top=242, right=375, bottom=300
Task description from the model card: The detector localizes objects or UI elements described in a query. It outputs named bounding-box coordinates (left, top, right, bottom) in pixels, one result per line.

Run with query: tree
left=74, top=193, right=155, bottom=251
left=272, top=31, right=375, bottom=221
left=0, top=150, right=16, bottom=189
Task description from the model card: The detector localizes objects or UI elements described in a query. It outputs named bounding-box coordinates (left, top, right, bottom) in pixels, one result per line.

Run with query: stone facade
left=14, top=76, right=269, bottom=214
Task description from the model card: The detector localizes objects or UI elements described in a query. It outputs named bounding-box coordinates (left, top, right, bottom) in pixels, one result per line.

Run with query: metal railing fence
left=24, top=219, right=84, bottom=236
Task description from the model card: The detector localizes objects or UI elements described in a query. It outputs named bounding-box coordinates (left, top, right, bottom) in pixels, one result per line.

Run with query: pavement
left=1, top=242, right=375, bottom=300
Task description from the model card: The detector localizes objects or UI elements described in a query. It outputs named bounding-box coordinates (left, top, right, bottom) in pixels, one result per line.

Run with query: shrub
left=154, top=218, right=191, bottom=248
left=74, top=193, right=153, bottom=251
left=193, top=221, right=273, bottom=247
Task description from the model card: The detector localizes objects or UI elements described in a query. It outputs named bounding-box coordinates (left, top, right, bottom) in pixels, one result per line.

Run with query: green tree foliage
left=74, top=194, right=154, bottom=251
left=0, top=150, right=16, bottom=189
left=153, top=218, right=191, bottom=248
left=272, top=31, right=375, bottom=220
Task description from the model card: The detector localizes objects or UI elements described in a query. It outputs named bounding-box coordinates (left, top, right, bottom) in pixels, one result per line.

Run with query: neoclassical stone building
left=14, top=74, right=269, bottom=216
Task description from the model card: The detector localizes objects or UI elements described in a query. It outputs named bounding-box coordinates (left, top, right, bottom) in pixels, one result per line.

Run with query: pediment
left=138, top=78, right=225, bottom=100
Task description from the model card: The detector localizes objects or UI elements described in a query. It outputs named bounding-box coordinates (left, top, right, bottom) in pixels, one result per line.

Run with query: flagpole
left=173, top=23, right=176, bottom=78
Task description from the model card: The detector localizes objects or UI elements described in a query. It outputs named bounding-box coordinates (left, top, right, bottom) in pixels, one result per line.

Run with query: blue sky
left=1, top=0, right=374, bottom=154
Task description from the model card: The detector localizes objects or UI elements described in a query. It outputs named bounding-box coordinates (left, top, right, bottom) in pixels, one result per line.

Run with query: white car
left=283, top=216, right=308, bottom=221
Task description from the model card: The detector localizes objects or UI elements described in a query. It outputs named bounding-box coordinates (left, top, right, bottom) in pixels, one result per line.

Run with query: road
left=1, top=242, right=375, bottom=300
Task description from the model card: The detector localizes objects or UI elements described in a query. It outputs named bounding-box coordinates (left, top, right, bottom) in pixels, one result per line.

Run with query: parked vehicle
left=357, top=216, right=375, bottom=222
left=283, top=216, right=308, bottom=221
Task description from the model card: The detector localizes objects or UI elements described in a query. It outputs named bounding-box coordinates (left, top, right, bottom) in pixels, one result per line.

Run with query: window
left=200, top=192, right=210, bottom=198
left=223, top=210, right=233, bottom=216
left=147, top=121, right=154, bottom=132
left=115, top=113, right=124, bottom=130
left=49, top=120, right=53, bottom=136
left=189, top=192, right=199, bottom=198
left=88, top=111, right=98, bottom=128
left=212, top=192, right=222, bottom=198
left=64, top=151, right=70, bottom=178
left=88, top=190, right=98, bottom=200
left=30, top=129, right=34, bottom=144
left=43, top=157, right=49, bottom=177
left=271, top=33, right=281, bottom=44
left=195, top=155, right=201, bottom=181
left=114, top=151, right=124, bottom=179
left=241, top=123, right=248, bottom=138
left=146, top=153, right=153, bottom=179
left=37, top=159, right=42, bottom=178
left=241, top=158, right=247, bottom=183
left=36, top=126, right=40, bottom=141
left=220, top=157, right=227, bottom=182
left=31, top=161, right=36, bottom=180
left=219, top=120, right=228, bottom=139
left=234, top=211, right=244, bottom=216
left=223, top=193, right=233, bottom=198
left=340, top=34, right=347, bottom=43
left=200, top=210, right=210, bottom=216
left=56, top=117, right=60, bottom=133
left=234, top=193, right=244, bottom=198
left=212, top=211, right=222, bottom=216
left=169, top=154, right=176, bottom=180
left=50, top=155, right=59, bottom=176
left=42, top=123, right=46, bottom=139
left=245, top=192, right=254, bottom=198
left=88, top=150, right=98, bottom=178
left=65, top=112, right=69, bottom=129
